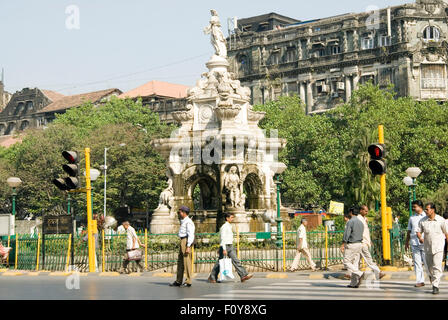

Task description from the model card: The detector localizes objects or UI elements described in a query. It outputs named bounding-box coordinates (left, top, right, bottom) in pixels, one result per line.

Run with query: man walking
left=170, top=206, right=195, bottom=288
left=121, top=221, right=145, bottom=274
left=289, top=218, right=317, bottom=271
left=208, top=213, right=253, bottom=283
left=405, top=200, right=427, bottom=287
left=341, top=207, right=364, bottom=288
left=416, top=203, right=448, bottom=294
left=355, top=205, right=385, bottom=280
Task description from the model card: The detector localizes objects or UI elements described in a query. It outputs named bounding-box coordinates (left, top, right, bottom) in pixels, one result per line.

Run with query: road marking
left=27, top=272, right=40, bottom=276
left=99, top=272, right=120, bottom=277
left=129, top=273, right=142, bottom=277
left=309, top=274, right=324, bottom=279
left=2, top=272, right=23, bottom=276
left=266, top=273, right=288, bottom=279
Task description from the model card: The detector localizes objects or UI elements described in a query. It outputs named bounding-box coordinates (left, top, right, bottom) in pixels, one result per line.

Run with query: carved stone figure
left=353, top=30, right=359, bottom=51
left=224, top=166, right=243, bottom=209
left=204, top=10, right=227, bottom=58
left=156, top=175, right=174, bottom=210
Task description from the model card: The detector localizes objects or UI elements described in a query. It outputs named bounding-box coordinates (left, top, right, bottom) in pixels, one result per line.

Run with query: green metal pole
left=67, top=193, right=71, bottom=215
left=276, top=175, right=282, bottom=248
left=412, top=178, right=416, bottom=201
left=408, top=187, right=413, bottom=217
left=12, top=187, right=16, bottom=216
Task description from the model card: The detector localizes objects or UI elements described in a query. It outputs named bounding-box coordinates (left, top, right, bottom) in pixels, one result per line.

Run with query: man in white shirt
left=416, top=203, right=448, bottom=294
left=121, top=221, right=145, bottom=274
left=170, top=206, right=195, bottom=288
left=354, top=205, right=385, bottom=280
left=405, top=200, right=427, bottom=287
left=208, top=213, right=253, bottom=283
left=289, top=218, right=317, bottom=271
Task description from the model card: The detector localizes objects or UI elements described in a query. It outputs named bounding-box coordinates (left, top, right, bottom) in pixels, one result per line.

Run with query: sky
left=1, top=0, right=410, bottom=96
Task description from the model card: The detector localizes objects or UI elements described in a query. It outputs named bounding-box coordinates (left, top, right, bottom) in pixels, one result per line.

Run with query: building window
left=286, top=48, right=296, bottom=62
left=421, top=64, right=446, bottom=89
left=25, top=101, right=34, bottom=113
left=318, top=48, right=326, bottom=57
left=20, top=121, right=29, bottom=131
left=330, top=45, right=341, bottom=55
left=379, top=35, right=391, bottom=47
left=423, top=26, right=440, bottom=42
left=238, top=55, right=250, bottom=75
left=361, top=37, right=374, bottom=50
left=270, top=52, right=280, bottom=65
left=13, top=102, right=24, bottom=116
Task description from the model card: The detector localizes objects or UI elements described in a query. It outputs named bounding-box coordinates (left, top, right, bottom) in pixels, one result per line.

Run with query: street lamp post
left=270, top=163, right=287, bottom=248
left=100, top=144, right=125, bottom=220
left=406, top=167, right=422, bottom=202
left=403, top=176, right=413, bottom=217
left=7, top=177, right=22, bottom=217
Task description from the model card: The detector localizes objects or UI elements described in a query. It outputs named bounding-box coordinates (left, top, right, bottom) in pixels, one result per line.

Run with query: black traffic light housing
left=53, top=150, right=80, bottom=190
left=368, top=143, right=387, bottom=175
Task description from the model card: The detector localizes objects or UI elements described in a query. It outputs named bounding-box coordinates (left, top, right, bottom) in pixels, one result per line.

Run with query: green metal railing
left=0, top=226, right=407, bottom=272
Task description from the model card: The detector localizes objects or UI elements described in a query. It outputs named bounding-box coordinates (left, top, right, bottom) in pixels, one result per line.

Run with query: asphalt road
left=1, top=274, right=447, bottom=300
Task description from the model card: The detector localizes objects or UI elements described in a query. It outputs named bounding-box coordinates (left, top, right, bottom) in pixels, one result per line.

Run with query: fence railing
left=0, top=226, right=408, bottom=272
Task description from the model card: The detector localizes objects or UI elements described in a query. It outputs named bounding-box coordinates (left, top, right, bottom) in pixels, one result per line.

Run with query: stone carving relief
left=223, top=165, right=244, bottom=210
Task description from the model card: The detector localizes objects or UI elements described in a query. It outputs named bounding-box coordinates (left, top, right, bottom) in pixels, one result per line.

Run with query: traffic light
left=53, top=151, right=80, bottom=190
left=368, top=143, right=386, bottom=175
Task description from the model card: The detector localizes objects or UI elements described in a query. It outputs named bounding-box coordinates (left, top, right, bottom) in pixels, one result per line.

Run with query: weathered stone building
left=0, top=88, right=64, bottom=136
left=227, top=0, right=448, bottom=113
left=0, top=72, right=12, bottom=112
left=0, top=88, right=121, bottom=137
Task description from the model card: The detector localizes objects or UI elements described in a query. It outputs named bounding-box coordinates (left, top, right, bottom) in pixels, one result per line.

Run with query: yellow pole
left=236, top=225, right=240, bottom=260
left=144, top=229, right=148, bottom=271
left=36, top=233, right=40, bottom=271
left=15, top=235, right=18, bottom=270
left=325, top=225, right=328, bottom=270
left=66, top=234, right=72, bottom=270
left=387, top=207, right=393, bottom=230
left=6, top=235, right=10, bottom=265
left=378, top=125, right=391, bottom=262
left=282, top=229, right=286, bottom=272
left=85, top=147, right=96, bottom=272
left=102, top=229, right=105, bottom=273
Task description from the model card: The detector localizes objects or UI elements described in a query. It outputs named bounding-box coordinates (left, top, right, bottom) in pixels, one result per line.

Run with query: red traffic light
left=62, top=151, right=79, bottom=164
left=368, top=144, right=385, bottom=160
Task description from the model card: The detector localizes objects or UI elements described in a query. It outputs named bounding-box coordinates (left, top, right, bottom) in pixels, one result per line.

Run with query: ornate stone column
left=299, top=81, right=306, bottom=104
left=345, top=75, right=352, bottom=102
left=306, top=81, right=314, bottom=113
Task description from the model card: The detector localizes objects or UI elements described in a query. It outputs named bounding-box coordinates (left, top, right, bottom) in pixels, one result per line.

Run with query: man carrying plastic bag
left=208, top=213, right=253, bottom=283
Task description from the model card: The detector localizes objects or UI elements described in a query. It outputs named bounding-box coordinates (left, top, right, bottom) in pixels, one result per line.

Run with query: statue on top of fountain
left=203, top=9, right=227, bottom=58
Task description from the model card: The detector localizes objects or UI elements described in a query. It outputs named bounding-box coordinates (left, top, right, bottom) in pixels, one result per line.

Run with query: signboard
left=256, top=232, right=271, bottom=240
left=328, top=201, right=344, bottom=215
left=0, top=214, right=14, bottom=236
left=43, top=215, right=73, bottom=234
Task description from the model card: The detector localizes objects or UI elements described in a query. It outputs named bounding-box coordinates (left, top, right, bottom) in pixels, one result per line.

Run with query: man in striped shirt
left=208, top=213, right=253, bottom=283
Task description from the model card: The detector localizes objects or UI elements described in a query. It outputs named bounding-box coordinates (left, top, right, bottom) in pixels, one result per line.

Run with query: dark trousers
left=209, top=244, right=248, bottom=281
left=123, top=249, right=143, bottom=270
left=444, top=241, right=448, bottom=270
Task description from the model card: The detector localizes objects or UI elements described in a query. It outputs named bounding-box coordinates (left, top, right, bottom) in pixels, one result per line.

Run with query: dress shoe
left=343, top=274, right=351, bottom=280
left=347, top=284, right=359, bottom=288
left=208, top=276, right=216, bottom=283
left=432, top=286, right=439, bottom=294
left=169, top=281, right=181, bottom=287
left=378, top=272, right=386, bottom=280
left=241, top=274, right=253, bottom=282
left=414, top=283, right=425, bottom=287
left=181, top=283, right=192, bottom=288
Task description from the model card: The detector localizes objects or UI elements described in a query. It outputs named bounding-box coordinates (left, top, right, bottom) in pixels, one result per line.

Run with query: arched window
left=238, top=54, right=250, bottom=74
left=423, top=26, right=440, bottom=42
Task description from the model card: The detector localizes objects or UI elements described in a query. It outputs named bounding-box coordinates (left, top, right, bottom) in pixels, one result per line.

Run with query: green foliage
left=0, top=97, right=171, bottom=219
left=255, top=84, right=448, bottom=224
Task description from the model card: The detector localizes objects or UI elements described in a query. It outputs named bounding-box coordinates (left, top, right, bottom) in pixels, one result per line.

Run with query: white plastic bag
left=218, top=258, right=234, bottom=281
